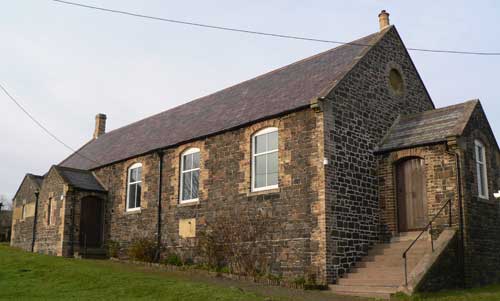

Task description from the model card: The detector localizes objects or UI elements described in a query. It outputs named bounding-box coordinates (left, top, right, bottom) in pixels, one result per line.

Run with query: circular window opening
left=389, top=68, right=404, bottom=94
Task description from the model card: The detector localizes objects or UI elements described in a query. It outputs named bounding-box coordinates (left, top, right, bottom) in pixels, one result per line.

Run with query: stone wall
left=321, top=26, right=435, bottom=282
left=93, top=152, right=161, bottom=254
left=33, top=168, right=67, bottom=256
left=93, top=108, right=327, bottom=283
left=11, top=176, right=39, bottom=251
left=415, top=232, right=462, bottom=292
left=459, top=103, right=500, bottom=287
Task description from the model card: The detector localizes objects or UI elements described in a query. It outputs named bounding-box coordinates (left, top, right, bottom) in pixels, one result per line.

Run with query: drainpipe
left=446, top=144, right=466, bottom=288
left=156, top=150, right=164, bottom=262
left=31, top=189, right=40, bottom=252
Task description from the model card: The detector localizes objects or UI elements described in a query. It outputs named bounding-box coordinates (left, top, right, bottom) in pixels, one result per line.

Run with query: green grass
left=394, top=285, right=500, bottom=301
left=0, top=243, right=264, bottom=300
left=3, top=243, right=500, bottom=301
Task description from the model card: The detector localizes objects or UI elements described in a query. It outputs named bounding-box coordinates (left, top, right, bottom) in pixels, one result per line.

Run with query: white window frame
left=126, top=163, right=143, bottom=212
left=252, top=127, right=279, bottom=192
left=180, top=148, right=201, bottom=204
left=475, top=140, right=489, bottom=199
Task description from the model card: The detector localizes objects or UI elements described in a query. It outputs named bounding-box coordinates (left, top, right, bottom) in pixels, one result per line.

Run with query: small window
left=252, top=127, right=279, bottom=192
left=47, top=198, right=52, bottom=225
left=127, top=163, right=142, bottom=211
left=21, top=204, right=26, bottom=220
left=180, top=148, right=200, bottom=203
left=475, top=140, right=489, bottom=199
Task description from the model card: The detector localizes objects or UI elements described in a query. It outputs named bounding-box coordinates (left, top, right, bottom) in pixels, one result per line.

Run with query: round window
left=389, top=68, right=404, bottom=94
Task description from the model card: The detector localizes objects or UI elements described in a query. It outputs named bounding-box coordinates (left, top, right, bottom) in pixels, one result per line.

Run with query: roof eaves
left=87, top=104, right=312, bottom=171
left=374, top=139, right=448, bottom=154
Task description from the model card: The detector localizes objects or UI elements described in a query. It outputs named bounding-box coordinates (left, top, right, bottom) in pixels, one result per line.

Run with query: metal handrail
left=402, top=199, right=452, bottom=286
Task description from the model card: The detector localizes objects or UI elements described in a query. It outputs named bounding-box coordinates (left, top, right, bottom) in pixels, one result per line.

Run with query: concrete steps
left=329, top=231, right=430, bottom=300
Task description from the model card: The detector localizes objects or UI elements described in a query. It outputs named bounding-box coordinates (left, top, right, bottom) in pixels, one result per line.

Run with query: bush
left=197, top=210, right=272, bottom=279
left=106, top=240, right=120, bottom=258
left=127, top=237, right=157, bottom=262
left=164, top=254, right=183, bottom=266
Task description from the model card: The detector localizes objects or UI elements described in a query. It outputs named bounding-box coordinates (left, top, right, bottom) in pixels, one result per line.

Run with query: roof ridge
left=94, top=30, right=383, bottom=140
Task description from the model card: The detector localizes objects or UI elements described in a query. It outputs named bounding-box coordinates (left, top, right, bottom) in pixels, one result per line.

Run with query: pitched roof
left=60, top=29, right=389, bottom=170
left=376, top=100, right=479, bottom=153
left=53, top=166, right=106, bottom=192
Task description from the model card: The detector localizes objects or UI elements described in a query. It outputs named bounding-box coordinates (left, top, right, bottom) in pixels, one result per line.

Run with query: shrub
left=293, top=276, right=306, bottom=288
left=164, top=254, right=183, bottom=266
left=127, top=237, right=157, bottom=262
left=106, top=240, right=120, bottom=258
left=197, top=210, right=272, bottom=279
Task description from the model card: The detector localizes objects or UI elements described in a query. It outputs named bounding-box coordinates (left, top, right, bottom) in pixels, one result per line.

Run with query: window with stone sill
left=475, top=140, right=489, bottom=199
left=252, top=127, right=279, bottom=192
left=180, top=148, right=200, bottom=204
left=126, top=163, right=142, bottom=211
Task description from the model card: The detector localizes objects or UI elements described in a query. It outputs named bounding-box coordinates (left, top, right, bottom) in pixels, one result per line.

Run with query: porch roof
left=54, top=166, right=106, bottom=192
left=376, top=100, right=478, bottom=153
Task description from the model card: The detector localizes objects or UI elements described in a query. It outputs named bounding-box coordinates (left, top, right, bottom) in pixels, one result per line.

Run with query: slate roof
left=54, top=166, right=106, bottom=192
left=60, top=28, right=389, bottom=170
left=28, top=174, right=44, bottom=188
left=376, top=100, right=479, bottom=153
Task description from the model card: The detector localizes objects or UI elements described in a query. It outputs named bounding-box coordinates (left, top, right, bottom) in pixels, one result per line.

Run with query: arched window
left=127, top=163, right=142, bottom=211
left=180, top=148, right=200, bottom=203
left=475, top=140, right=489, bottom=199
left=252, top=127, right=278, bottom=192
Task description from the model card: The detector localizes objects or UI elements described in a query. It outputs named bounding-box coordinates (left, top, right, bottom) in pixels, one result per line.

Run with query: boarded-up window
left=179, top=218, right=196, bottom=238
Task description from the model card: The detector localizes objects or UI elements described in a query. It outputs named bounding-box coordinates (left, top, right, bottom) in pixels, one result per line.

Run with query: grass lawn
left=394, top=285, right=500, bottom=301
left=3, top=243, right=500, bottom=301
left=0, top=244, right=355, bottom=301
left=0, top=243, right=266, bottom=300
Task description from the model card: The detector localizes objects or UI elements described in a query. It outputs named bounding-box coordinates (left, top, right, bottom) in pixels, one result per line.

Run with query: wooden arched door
left=396, top=158, right=428, bottom=232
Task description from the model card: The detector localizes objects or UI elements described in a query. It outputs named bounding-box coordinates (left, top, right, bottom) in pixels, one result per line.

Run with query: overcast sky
left=1, top=1, right=499, bottom=199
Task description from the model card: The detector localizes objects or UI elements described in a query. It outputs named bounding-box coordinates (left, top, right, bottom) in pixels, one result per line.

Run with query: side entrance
left=80, top=196, right=104, bottom=249
left=395, top=157, right=428, bottom=232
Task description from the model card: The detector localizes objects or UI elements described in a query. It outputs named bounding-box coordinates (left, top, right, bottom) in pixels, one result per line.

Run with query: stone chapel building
left=10, top=11, right=500, bottom=298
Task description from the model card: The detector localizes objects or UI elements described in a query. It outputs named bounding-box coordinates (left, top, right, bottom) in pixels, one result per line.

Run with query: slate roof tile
left=376, top=100, right=478, bottom=152
left=59, top=29, right=388, bottom=170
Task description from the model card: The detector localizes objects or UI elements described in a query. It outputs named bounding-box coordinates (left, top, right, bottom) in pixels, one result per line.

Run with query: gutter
left=31, top=189, right=40, bottom=252
left=155, top=150, right=165, bottom=261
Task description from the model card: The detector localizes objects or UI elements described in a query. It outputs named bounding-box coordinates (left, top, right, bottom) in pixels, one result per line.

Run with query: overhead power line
left=50, top=0, right=500, bottom=56
left=0, top=83, right=101, bottom=166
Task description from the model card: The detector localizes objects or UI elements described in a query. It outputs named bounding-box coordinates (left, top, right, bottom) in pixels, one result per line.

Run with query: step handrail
left=402, top=199, right=452, bottom=286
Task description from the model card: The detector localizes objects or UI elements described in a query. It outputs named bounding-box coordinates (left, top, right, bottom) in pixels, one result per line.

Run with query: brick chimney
left=93, top=113, right=107, bottom=139
left=378, top=10, right=390, bottom=31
